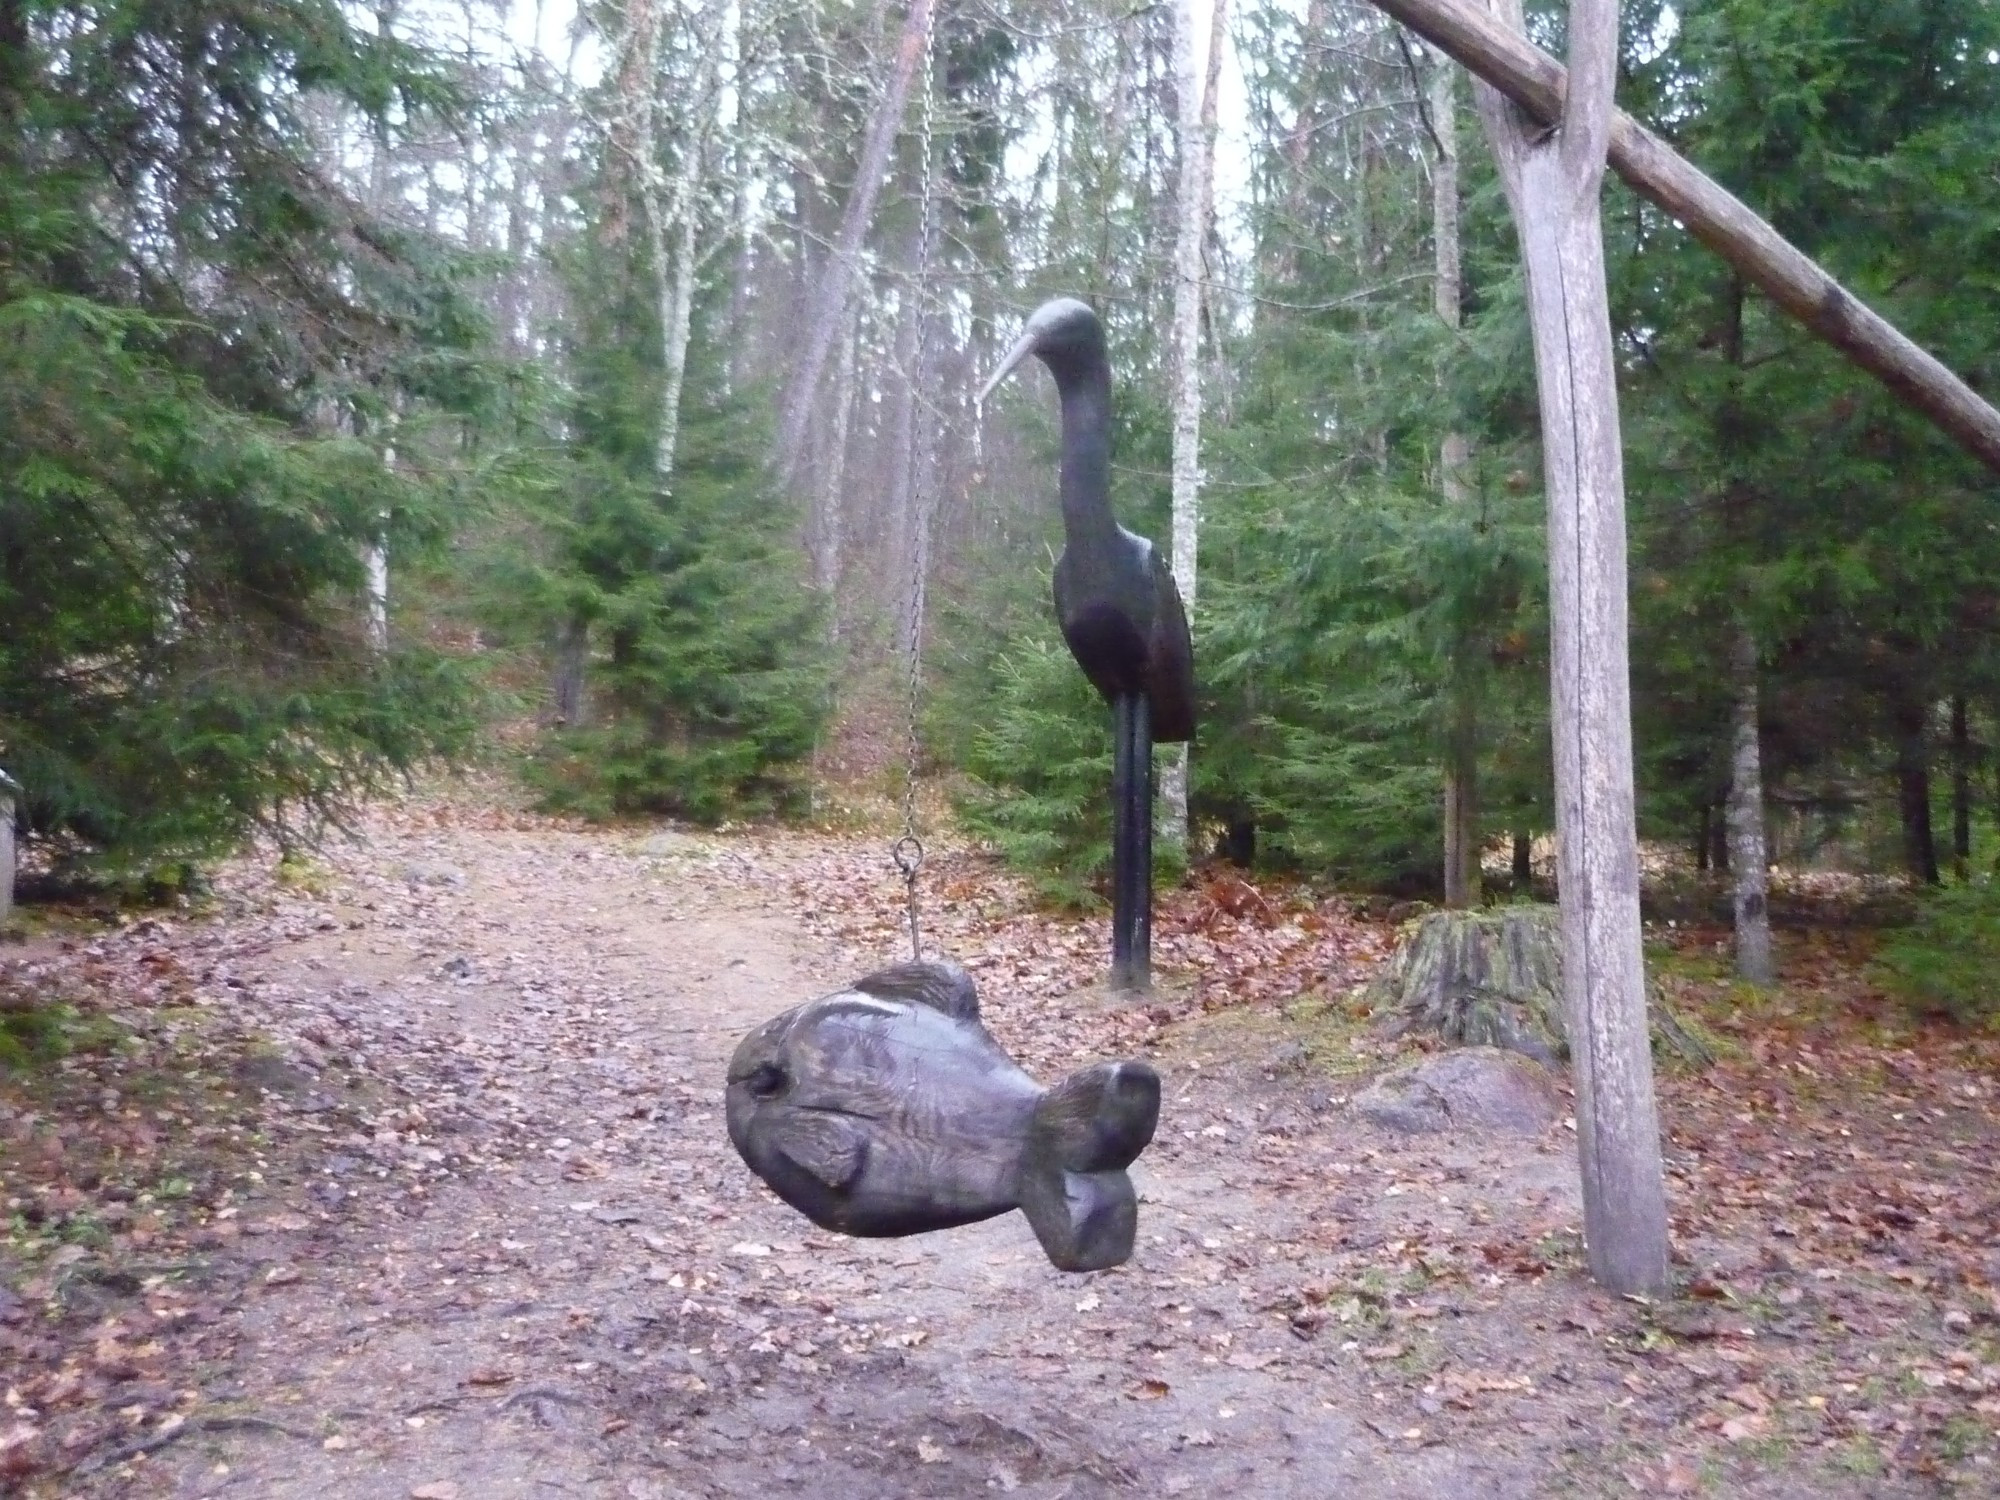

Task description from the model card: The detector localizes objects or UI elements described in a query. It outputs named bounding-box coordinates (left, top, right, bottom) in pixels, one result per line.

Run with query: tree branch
left=1367, top=0, right=2000, bottom=477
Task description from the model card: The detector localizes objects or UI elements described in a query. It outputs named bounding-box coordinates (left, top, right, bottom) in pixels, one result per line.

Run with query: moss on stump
left=1364, top=905, right=1713, bottom=1069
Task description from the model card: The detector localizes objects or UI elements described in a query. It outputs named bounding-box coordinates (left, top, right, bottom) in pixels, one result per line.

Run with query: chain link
left=893, top=5, right=940, bottom=964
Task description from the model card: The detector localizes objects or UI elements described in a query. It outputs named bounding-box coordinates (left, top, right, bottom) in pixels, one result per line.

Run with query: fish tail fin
left=1019, top=1060, right=1161, bottom=1272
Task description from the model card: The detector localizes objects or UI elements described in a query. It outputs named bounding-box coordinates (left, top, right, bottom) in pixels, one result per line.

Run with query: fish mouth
left=766, top=1098, right=885, bottom=1127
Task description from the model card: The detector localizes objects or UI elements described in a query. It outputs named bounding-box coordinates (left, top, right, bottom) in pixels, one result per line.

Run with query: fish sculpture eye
left=745, top=1061, right=788, bottom=1100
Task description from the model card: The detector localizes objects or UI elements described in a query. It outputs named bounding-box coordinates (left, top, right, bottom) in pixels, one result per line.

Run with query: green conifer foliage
left=521, top=189, right=827, bottom=823
left=1614, top=0, right=2000, bottom=865
left=0, top=1, right=478, bottom=872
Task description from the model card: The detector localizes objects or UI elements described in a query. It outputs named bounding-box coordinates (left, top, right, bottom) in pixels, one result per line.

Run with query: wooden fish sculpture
left=725, top=960, right=1160, bottom=1272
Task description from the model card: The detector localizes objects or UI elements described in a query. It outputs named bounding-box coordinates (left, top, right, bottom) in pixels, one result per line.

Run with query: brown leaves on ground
left=3, top=791, right=1999, bottom=1495
left=776, top=832, right=1393, bottom=1074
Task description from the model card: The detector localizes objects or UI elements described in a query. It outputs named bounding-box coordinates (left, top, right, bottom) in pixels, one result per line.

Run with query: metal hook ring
left=891, top=834, right=925, bottom=879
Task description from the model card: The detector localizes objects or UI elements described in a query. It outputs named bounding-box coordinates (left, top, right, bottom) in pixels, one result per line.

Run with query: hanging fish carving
left=724, top=960, right=1161, bottom=1272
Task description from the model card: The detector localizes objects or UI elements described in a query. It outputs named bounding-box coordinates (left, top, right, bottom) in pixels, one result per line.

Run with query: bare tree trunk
left=1261, top=0, right=1329, bottom=302
left=723, top=0, right=754, bottom=375
left=1160, top=0, right=1226, bottom=850
left=1433, top=55, right=1480, bottom=909
left=1726, top=622, right=1775, bottom=984
left=364, top=1, right=402, bottom=657
left=775, top=0, right=934, bottom=484
left=547, top=0, right=663, bottom=720
left=885, top=235, right=924, bottom=637
left=1894, top=694, right=1941, bottom=885
left=1951, top=695, right=1972, bottom=880
left=366, top=413, right=394, bottom=654
left=815, top=300, right=860, bottom=622
left=551, top=616, right=588, bottom=727
left=0, top=773, right=15, bottom=926
left=601, top=0, right=660, bottom=251
left=651, top=0, right=729, bottom=481
left=1471, top=0, right=1669, bottom=1296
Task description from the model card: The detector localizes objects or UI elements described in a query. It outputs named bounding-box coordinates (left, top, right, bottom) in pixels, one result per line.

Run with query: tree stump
left=1365, top=905, right=1712, bottom=1068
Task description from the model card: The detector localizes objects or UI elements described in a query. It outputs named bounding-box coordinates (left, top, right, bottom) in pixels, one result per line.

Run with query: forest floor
left=3, top=782, right=1999, bottom=1498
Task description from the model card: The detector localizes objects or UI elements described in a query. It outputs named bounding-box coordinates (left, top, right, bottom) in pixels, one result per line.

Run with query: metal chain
left=893, top=6, right=940, bottom=964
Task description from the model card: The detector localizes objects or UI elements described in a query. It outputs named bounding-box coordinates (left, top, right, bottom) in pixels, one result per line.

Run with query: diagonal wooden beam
left=1368, top=0, right=2000, bottom=478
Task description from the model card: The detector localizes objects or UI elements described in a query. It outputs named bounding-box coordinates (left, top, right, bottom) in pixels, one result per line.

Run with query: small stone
left=1266, top=1041, right=1310, bottom=1076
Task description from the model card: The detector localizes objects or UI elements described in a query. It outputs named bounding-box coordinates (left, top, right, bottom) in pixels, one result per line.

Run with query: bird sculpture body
left=981, top=299, right=1196, bottom=991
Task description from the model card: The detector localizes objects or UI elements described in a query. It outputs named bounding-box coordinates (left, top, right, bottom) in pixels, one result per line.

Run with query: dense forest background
left=3, top=0, right=1998, bottom=942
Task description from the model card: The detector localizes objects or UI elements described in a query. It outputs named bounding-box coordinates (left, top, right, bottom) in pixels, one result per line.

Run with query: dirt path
left=11, top=796, right=1997, bottom=1497
left=29, top=806, right=1533, bottom=1499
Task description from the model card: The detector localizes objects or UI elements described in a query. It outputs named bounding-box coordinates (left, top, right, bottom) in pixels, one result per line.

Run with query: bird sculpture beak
left=977, top=328, right=1040, bottom=407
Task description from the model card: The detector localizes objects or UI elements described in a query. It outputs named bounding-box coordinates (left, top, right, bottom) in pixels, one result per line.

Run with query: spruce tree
left=521, top=110, right=827, bottom=822
left=0, top=1, right=480, bottom=874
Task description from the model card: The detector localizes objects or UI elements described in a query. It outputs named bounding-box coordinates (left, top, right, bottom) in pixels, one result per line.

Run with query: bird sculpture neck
left=1050, top=356, right=1119, bottom=549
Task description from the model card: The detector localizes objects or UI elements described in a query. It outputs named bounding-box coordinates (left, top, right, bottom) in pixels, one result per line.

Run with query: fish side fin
left=851, top=959, right=980, bottom=1022
left=1018, top=1061, right=1162, bottom=1272
left=778, top=1112, right=868, bottom=1190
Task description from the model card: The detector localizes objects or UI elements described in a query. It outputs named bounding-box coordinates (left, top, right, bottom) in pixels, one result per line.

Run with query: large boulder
left=1354, top=1047, right=1562, bottom=1135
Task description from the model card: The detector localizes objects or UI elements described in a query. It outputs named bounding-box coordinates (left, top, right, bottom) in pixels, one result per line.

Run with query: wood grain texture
left=1470, top=0, right=1671, bottom=1295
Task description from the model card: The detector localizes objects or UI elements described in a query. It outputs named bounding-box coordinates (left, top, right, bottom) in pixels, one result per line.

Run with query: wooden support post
left=1110, top=695, right=1154, bottom=994
left=1470, top=0, right=1671, bottom=1296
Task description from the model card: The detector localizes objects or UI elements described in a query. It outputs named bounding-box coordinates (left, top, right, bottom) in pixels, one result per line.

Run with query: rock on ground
left=1353, top=1047, right=1562, bottom=1135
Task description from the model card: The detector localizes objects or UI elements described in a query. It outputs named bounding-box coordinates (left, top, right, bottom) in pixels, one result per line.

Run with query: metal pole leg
left=1110, top=695, right=1152, bottom=993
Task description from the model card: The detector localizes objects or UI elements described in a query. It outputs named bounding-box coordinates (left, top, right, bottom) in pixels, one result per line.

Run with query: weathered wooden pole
left=1366, top=0, right=2000, bottom=479
left=1470, top=0, right=1671, bottom=1295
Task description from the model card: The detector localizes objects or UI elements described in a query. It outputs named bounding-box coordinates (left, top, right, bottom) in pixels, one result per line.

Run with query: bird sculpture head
left=979, top=298, right=1105, bottom=403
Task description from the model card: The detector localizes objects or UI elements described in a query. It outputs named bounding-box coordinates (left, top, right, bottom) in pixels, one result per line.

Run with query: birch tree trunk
left=367, top=413, right=395, bottom=654
left=723, top=0, right=751, bottom=369
left=1160, top=0, right=1225, bottom=849
left=652, top=0, right=729, bottom=481
left=365, top=0, right=401, bottom=657
left=775, top=0, right=934, bottom=485
left=1726, top=622, right=1775, bottom=984
left=1433, top=55, right=1479, bottom=909
left=1471, top=0, right=1669, bottom=1296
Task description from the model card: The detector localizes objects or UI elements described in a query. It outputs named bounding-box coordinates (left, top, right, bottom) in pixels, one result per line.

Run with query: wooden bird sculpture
left=980, top=298, right=1196, bottom=992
